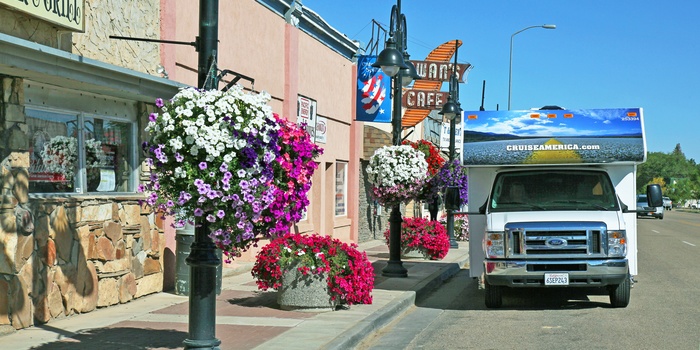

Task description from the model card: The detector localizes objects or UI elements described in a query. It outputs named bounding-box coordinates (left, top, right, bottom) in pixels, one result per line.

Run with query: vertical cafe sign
left=1, top=0, right=85, bottom=32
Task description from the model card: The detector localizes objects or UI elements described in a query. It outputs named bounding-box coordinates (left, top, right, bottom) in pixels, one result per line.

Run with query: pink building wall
left=168, top=0, right=362, bottom=264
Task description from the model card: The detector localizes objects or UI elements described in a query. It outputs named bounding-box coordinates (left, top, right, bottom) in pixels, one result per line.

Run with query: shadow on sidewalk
left=28, top=326, right=186, bottom=349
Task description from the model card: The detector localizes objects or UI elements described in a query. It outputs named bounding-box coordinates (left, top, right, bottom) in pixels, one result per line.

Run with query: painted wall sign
left=402, top=89, right=449, bottom=110
left=462, top=108, right=646, bottom=166
left=1, top=0, right=85, bottom=32
left=410, top=60, right=471, bottom=83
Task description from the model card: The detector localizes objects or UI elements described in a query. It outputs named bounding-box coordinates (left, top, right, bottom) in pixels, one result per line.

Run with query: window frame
left=25, top=105, right=139, bottom=195
left=335, top=161, right=348, bottom=217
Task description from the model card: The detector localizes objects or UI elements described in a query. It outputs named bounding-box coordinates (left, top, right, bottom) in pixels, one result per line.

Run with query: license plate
left=544, top=273, right=569, bottom=286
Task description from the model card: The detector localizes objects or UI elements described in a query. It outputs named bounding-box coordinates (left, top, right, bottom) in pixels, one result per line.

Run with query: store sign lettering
left=402, top=89, right=449, bottom=110
left=1, top=0, right=85, bottom=32
left=409, top=60, right=471, bottom=83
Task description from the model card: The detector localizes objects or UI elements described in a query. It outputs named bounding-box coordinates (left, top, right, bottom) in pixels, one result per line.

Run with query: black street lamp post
left=372, top=0, right=419, bottom=278
left=184, top=0, right=221, bottom=349
left=439, top=40, right=462, bottom=249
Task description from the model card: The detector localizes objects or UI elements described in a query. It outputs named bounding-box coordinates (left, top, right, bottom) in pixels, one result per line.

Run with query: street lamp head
left=439, top=97, right=461, bottom=121
left=372, top=36, right=407, bottom=77
left=399, top=54, right=420, bottom=87
left=542, top=24, right=556, bottom=29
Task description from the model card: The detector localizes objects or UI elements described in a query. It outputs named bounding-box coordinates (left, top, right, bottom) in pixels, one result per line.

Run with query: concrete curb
left=323, top=255, right=470, bottom=350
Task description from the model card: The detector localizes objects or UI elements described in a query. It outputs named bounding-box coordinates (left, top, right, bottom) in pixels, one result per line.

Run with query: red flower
left=252, top=233, right=374, bottom=305
left=402, top=139, right=445, bottom=176
left=383, top=217, right=450, bottom=260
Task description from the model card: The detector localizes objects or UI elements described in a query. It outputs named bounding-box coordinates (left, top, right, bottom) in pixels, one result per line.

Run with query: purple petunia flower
left=199, top=162, right=208, bottom=170
left=194, top=208, right=204, bottom=217
left=155, top=98, right=164, bottom=108
left=149, top=113, right=158, bottom=122
left=217, top=210, right=225, bottom=219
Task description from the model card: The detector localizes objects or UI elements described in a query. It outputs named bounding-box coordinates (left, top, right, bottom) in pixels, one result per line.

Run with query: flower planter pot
left=277, top=265, right=337, bottom=312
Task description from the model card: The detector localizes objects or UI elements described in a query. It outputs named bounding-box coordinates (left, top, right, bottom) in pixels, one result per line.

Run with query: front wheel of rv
left=608, top=276, right=631, bottom=308
left=484, top=281, right=503, bottom=308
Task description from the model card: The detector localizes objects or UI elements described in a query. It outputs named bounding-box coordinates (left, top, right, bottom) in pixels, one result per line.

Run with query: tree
left=637, top=145, right=700, bottom=208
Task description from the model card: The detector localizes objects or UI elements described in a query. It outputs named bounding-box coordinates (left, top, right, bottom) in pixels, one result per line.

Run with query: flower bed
left=252, top=233, right=374, bottom=305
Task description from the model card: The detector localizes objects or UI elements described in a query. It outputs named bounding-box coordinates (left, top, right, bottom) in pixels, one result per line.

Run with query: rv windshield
left=489, top=170, right=619, bottom=212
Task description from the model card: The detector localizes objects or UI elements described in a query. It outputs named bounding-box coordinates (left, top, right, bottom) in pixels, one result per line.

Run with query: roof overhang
left=0, top=32, right=187, bottom=103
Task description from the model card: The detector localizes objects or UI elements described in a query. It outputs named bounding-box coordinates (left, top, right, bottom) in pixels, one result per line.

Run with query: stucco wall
left=72, top=0, right=162, bottom=75
left=0, top=8, right=66, bottom=49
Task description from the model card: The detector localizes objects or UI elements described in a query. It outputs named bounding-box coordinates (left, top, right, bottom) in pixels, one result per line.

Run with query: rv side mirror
left=646, top=184, right=663, bottom=207
left=445, top=186, right=461, bottom=211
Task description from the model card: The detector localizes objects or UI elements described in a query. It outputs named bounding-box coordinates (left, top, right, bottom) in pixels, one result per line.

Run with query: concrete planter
left=401, top=249, right=427, bottom=259
left=277, top=265, right=337, bottom=312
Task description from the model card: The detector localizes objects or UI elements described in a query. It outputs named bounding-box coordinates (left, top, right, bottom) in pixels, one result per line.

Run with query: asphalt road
left=359, top=210, right=700, bottom=350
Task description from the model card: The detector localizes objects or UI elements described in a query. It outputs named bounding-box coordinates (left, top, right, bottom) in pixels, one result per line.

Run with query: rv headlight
left=608, top=230, right=627, bottom=257
left=484, top=231, right=505, bottom=258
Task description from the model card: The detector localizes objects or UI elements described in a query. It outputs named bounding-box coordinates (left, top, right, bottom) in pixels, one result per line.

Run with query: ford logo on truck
left=545, top=238, right=567, bottom=247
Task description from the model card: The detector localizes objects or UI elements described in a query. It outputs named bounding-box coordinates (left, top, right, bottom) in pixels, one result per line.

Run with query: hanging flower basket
left=431, top=159, right=469, bottom=208
left=366, top=145, right=429, bottom=207
left=140, top=86, right=322, bottom=261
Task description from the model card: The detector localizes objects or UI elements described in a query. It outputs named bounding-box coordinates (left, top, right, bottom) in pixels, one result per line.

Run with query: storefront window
left=335, top=162, right=347, bottom=216
left=83, top=116, right=135, bottom=192
left=27, top=108, right=134, bottom=194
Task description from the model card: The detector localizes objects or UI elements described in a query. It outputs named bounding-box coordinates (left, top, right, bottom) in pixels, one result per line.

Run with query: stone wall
left=358, top=126, right=393, bottom=243
left=0, top=194, right=164, bottom=332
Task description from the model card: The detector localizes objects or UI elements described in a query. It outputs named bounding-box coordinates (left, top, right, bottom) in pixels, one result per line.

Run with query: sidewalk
left=2, top=239, right=470, bottom=350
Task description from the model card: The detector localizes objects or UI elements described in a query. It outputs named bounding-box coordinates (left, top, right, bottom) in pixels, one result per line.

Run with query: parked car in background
left=637, top=194, right=664, bottom=219
left=663, top=196, right=672, bottom=210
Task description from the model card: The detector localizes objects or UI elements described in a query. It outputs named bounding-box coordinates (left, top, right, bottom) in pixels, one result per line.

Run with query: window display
left=27, top=108, right=134, bottom=193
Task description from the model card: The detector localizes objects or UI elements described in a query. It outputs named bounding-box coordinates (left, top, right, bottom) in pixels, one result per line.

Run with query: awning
left=0, top=32, right=186, bottom=102
left=402, top=39, right=462, bottom=128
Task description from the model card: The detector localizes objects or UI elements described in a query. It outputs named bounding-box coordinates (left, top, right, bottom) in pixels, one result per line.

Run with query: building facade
left=0, top=0, right=362, bottom=331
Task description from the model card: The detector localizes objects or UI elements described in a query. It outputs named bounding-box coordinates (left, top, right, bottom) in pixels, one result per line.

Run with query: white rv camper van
left=462, top=108, right=662, bottom=308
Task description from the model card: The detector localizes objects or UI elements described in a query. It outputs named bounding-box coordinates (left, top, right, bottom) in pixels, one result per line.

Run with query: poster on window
left=297, top=95, right=317, bottom=142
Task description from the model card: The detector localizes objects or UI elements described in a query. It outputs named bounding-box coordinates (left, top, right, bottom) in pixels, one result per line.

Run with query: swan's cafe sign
left=1, top=0, right=85, bottom=32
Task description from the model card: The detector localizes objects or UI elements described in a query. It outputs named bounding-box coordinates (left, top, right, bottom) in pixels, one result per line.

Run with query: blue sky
left=302, top=0, right=700, bottom=162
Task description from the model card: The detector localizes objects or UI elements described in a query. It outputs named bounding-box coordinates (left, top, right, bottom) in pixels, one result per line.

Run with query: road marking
left=682, top=241, right=696, bottom=247
left=679, top=220, right=700, bottom=228
left=652, top=230, right=660, bottom=233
